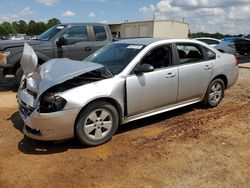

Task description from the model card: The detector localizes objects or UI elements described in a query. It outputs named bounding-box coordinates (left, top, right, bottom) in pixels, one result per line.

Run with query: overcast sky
left=0, top=0, right=249, bottom=34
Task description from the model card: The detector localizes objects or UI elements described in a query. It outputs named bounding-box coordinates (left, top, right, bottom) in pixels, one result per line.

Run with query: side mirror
left=134, top=64, right=154, bottom=74
left=56, top=36, right=67, bottom=47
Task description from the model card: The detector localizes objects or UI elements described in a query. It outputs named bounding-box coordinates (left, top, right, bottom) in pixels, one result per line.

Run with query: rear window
left=222, top=38, right=236, bottom=43
left=197, top=39, right=220, bottom=45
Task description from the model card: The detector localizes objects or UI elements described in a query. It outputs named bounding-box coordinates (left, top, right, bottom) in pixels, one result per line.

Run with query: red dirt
left=0, top=69, right=249, bottom=188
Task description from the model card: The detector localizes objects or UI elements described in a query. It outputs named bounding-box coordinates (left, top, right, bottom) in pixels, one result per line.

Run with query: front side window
left=177, top=44, right=204, bottom=64
left=84, top=43, right=145, bottom=75
left=140, top=45, right=172, bottom=69
left=61, top=26, right=88, bottom=45
left=93, top=26, right=107, bottom=41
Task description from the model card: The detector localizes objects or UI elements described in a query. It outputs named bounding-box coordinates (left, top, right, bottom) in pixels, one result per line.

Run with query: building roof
left=108, top=19, right=188, bottom=26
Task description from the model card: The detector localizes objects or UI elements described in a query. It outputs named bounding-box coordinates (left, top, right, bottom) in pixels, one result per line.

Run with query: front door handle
left=85, top=47, right=92, bottom=52
left=204, top=65, right=212, bottom=70
left=166, top=72, right=176, bottom=78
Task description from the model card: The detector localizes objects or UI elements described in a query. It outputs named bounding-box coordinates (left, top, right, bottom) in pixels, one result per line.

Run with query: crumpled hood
left=26, top=59, right=104, bottom=97
left=0, top=40, right=42, bottom=51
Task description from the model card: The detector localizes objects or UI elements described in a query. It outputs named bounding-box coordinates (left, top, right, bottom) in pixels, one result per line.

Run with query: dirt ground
left=0, top=64, right=249, bottom=187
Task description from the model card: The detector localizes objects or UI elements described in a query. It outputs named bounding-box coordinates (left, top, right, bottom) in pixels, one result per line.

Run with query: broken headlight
left=0, top=51, right=10, bottom=64
left=39, top=94, right=67, bottom=113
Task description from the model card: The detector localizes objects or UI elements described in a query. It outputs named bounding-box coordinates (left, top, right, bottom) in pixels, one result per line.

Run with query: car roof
left=115, top=38, right=211, bottom=47
left=115, top=38, right=162, bottom=45
left=58, top=23, right=108, bottom=26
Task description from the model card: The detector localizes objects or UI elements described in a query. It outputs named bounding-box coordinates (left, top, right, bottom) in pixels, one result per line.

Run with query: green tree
left=27, top=20, right=37, bottom=35
left=47, top=18, right=61, bottom=29
left=12, top=21, right=19, bottom=34
left=36, top=22, right=47, bottom=34
left=0, top=22, right=15, bottom=36
left=18, top=20, right=28, bottom=34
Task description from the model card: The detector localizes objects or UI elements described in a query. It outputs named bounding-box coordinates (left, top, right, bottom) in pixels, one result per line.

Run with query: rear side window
left=203, top=47, right=216, bottom=60
left=93, top=26, right=107, bottom=41
left=62, top=26, right=88, bottom=45
left=176, top=44, right=204, bottom=64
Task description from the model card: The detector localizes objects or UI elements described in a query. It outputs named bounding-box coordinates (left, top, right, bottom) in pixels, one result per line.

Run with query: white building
left=109, top=19, right=189, bottom=39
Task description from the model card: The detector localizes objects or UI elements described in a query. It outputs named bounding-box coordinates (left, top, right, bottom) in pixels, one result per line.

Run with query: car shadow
left=10, top=111, right=24, bottom=133
left=10, top=111, right=84, bottom=155
left=11, top=103, right=201, bottom=155
left=0, top=77, right=17, bottom=92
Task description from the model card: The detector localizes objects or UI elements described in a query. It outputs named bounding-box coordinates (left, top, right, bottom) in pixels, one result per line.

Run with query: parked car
left=195, top=37, right=221, bottom=47
left=0, top=23, right=113, bottom=84
left=17, top=38, right=239, bottom=146
left=195, top=37, right=236, bottom=55
left=242, top=34, right=250, bottom=41
left=222, top=37, right=250, bottom=55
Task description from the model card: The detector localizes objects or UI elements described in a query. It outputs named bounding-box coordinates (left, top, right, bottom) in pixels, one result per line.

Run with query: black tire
left=15, top=67, right=23, bottom=86
left=203, top=78, right=225, bottom=107
left=76, top=101, right=119, bottom=146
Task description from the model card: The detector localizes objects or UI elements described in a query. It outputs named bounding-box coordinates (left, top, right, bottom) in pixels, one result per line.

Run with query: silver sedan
left=17, top=38, right=239, bottom=146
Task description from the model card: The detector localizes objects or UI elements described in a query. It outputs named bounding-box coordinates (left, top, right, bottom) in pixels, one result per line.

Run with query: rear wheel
left=203, top=78, right=225, bottom=107
left=76, top=101, right=119, bottom=146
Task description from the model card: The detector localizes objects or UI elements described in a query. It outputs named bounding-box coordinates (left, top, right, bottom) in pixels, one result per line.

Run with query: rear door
left=91, top=25, right=112, bottom=52
left=126, top=45, right=178, bottom=116
left=56, top=25, right=94, bottom=60
left=176, top=43, right=214, bottom=103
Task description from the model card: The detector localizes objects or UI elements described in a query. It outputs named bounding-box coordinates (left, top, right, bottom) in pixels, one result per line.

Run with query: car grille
left=20, top=100, right=35, bottom=117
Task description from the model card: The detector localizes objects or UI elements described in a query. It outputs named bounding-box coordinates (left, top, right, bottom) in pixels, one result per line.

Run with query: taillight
left=234, top=56, right=238, bottom=66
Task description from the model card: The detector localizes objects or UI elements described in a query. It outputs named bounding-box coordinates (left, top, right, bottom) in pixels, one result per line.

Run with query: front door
left=56, top=26, right=93, bottom=60
left=126, top=45, right=178, bottom=116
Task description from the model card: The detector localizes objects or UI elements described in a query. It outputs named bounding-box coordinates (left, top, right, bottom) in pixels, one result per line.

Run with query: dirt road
left=0, top=68, right=249, bottom=188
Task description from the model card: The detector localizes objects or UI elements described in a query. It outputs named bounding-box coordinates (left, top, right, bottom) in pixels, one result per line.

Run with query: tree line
left=188, top=32, right=244, bottom=39
left=0, top=18, right=244, bottom=39
left=0, top=18, right=61, bottom=37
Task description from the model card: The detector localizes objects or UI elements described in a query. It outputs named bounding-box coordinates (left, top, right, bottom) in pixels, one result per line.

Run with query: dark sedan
left=222, top=37, right=250, bottom=55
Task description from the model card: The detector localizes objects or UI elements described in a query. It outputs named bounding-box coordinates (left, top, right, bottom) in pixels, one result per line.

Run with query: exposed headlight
left=39, top=94, right=67, bottom=113
left=0, top=51, right=10, bottom=64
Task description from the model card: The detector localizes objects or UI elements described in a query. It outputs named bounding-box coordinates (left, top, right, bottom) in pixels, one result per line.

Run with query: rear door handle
left=85, top=47, right=92, bottom=51
left=165, top=72, right=176, bottom=78
left=204, top=65, right=212, bottom=70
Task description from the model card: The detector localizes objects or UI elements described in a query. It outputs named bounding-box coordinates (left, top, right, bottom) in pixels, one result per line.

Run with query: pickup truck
left=0, top=23, right=113, bottom=84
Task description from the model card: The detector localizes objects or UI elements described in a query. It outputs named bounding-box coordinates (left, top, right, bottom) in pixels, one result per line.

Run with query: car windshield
left=36, top=25, right=66, bottom=41
left=84, top=43, right=145, bottom=75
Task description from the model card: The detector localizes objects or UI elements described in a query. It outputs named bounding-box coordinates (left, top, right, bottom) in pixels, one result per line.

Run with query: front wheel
left=203, top=78, right=225, bottom=107
left=76, top=101, right=119, bottom=146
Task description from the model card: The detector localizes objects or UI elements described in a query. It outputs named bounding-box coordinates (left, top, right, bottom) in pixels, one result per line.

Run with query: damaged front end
left=38, top=67, right=112, bottom=113
left=17, top=43, right=113, bottom=140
